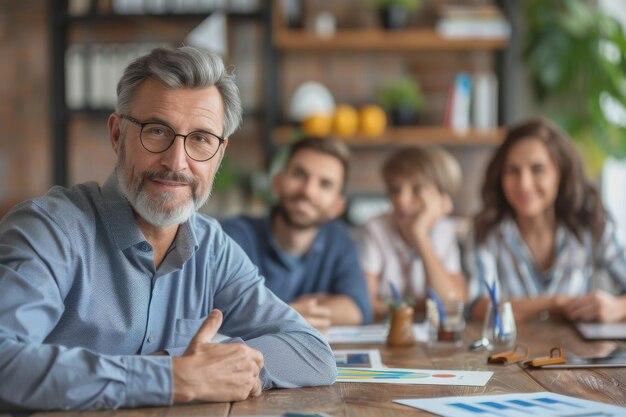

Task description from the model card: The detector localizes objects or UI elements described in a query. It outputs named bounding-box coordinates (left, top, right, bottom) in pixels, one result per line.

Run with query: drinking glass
left=482, top=301, right=516, bottom=350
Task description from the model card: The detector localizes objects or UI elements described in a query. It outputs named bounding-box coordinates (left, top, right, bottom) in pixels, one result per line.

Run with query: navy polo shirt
left=222, top=215, right=372, bottom=324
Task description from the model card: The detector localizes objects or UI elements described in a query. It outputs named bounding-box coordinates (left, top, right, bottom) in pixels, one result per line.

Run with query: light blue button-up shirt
left=0, top=173, right=336, bottom=412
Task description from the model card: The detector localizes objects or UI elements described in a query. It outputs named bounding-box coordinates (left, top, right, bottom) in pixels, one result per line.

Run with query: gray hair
left=116, top=46, right=242, bottom=138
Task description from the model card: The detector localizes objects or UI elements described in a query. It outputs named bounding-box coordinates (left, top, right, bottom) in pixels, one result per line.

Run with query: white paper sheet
left=394, top=392, right=626, bottom=416
left=327, top=323, right=429, bottom=344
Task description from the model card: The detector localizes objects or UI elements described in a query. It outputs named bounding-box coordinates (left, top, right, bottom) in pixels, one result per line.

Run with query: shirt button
left=147, top=336, right=154, bottom=343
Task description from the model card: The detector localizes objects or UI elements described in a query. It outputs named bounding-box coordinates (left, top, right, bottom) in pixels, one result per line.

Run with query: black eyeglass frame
left=119, top=114, right=225, bottom=162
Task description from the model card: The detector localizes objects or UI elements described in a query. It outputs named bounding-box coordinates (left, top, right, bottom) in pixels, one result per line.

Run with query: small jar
left=426, top=299, right=465, bottom=347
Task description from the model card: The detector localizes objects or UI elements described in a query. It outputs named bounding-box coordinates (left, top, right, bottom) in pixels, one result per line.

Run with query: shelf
left=63, top=10, right=262, bottom=24
left=273, top=126, right=504, bottom=147
left=69, top=107, right=264, bottom=119
left=273, top=28, right=508, bottom=51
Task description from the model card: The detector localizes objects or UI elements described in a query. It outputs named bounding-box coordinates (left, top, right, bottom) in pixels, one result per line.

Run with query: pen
left=484, top=279, right=503, bottom=336
left=389, top=281, right=401, bottom=304
left=427, top=288, right=447, bottom=325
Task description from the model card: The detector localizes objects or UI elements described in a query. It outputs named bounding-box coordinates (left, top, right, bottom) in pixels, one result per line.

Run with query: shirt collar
left=101, top=172, right=146, bottom=251
left=102, top=171, right=199, bottom=269
left=501, top=216, right=570, bottom=262
left=100, top=171, right=199, bottom=255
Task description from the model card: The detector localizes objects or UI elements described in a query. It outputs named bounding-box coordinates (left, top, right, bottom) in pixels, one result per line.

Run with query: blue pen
left=484, top=280, right=503, bottom=336
left=427, top=288, right=447, bottom=325
left=389, top=281, right=401, bottom=304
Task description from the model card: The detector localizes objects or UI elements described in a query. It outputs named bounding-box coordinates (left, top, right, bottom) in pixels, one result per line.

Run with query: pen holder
left=482, top=301, right=516, bottom=350
left=386, top=305, right=415, bottom=347
left=426, top=299, right=465, bottom=347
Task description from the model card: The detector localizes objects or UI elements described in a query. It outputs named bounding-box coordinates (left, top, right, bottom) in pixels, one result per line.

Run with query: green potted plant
left=523, top=0, right=626, bottom=170
left=378, top=77, right=425, bottom=126
left=372, top=0, right=422, bottom=30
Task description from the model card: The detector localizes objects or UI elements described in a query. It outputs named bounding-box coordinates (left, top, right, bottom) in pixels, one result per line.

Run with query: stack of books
left=435, top=3, right=510, bottom=39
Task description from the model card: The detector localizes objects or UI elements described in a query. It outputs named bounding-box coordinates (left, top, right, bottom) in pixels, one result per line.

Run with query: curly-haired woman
left=465, top=118, right=626, bottom=323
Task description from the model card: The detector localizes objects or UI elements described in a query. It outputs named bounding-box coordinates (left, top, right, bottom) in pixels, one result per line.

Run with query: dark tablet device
left=542, top=347, right=626, bottom=368
left=576, top=323, right=626, bottom=340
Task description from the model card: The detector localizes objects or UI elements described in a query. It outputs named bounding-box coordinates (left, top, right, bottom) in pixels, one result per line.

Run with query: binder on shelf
left=436, top=3, right=510, bottom=39
left=66, top=42, right=172, bottom=111
left=444, top=72, right=472, bottom=134
left=65, top=44, right=86, bottom=110
left=472, top=71, right=498, bottom=130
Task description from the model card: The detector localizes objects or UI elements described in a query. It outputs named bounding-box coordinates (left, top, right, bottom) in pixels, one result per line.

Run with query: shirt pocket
left=174, top=317, right=205, bottom=348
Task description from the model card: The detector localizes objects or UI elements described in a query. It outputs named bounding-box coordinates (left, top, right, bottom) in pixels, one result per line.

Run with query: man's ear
left=271, top=171, right=284, bottom=196
left=108, top=113, right=122, bottom=156
left=215, top=138, right=229, bottom=165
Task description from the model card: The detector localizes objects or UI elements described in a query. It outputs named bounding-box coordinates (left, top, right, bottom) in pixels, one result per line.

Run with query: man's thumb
left=188, top=309, right=222, bottom=348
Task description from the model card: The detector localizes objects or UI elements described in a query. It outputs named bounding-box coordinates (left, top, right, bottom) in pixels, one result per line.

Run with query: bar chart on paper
left=394, top=392, right=626, bottom=417
left=338, top=368, right=492, bottom=386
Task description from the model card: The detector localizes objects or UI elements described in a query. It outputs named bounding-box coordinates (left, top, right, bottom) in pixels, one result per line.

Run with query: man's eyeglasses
left=120, top=114, right=225, bottom=162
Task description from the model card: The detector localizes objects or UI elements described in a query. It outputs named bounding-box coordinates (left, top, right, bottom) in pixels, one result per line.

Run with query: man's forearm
left=245, top=330, right=337, bottom=389
left=0, top=340, right=172, bottom=412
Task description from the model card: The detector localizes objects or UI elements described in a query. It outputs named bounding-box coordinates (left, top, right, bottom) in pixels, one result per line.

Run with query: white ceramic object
left=288, top=81, right=335, bottom=122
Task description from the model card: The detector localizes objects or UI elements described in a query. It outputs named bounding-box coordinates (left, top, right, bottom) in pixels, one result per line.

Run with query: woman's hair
left=474, top=117, right=606, bottom=244
left=382, top=146, right=461, bottom=197
left=116, top=46, right=242, bottom=138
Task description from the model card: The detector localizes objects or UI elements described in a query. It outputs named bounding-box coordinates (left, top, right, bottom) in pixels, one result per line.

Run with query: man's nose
left=159, top=136, right=189, bottom=171
left=300, top=178, right=318, bottom=199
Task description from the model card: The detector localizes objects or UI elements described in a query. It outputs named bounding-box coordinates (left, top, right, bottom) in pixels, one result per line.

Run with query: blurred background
left=1, top=0, right=625, bottom=232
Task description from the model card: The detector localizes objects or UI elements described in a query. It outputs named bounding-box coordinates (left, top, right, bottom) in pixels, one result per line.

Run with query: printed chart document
left=328, top=323, right=428, bottom=344
left=394, top=392, right=626, bottom=417
left=333, top=349, right=383, bottom=368
left=337, top=367, right=492, bottom=386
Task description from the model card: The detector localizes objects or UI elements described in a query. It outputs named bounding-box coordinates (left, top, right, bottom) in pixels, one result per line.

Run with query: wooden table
left=33, top=320, right=626, bottom=417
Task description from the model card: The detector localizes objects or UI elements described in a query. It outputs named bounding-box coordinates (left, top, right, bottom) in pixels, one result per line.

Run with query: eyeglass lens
left=141, top=123, right=221, bottom=161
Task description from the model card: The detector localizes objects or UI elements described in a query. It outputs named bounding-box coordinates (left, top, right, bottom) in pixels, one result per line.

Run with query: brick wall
left=0, top=0, right=51, bottom=213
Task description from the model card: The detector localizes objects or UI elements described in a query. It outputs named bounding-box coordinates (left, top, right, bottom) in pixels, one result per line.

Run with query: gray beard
left=115, top=139, right=212, bottom=228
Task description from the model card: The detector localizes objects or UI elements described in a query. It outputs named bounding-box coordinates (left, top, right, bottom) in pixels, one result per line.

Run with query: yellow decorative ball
left=332, top=104, right=359, bottom=138
left=301, top=114, right=333, bottom=137
left=359, top=105, right=387, bottom=137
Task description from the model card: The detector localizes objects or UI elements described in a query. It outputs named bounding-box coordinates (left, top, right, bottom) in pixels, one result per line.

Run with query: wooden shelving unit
left=274, top=126, right=505, bottom=147
left=50, top=1, right=270, bottom=186
left=268, top=0, right=514, bottom=150
left=273, top=28, right=508, bottom=51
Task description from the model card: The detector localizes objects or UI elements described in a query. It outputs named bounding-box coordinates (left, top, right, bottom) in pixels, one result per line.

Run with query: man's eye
left=145, top=126, right=168, bottom=137
left=189, top=134, right=209, bottom=144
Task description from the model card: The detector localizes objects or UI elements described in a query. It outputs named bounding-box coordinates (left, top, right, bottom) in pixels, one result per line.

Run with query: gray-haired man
left=0, top=46, right=336, bottom=412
